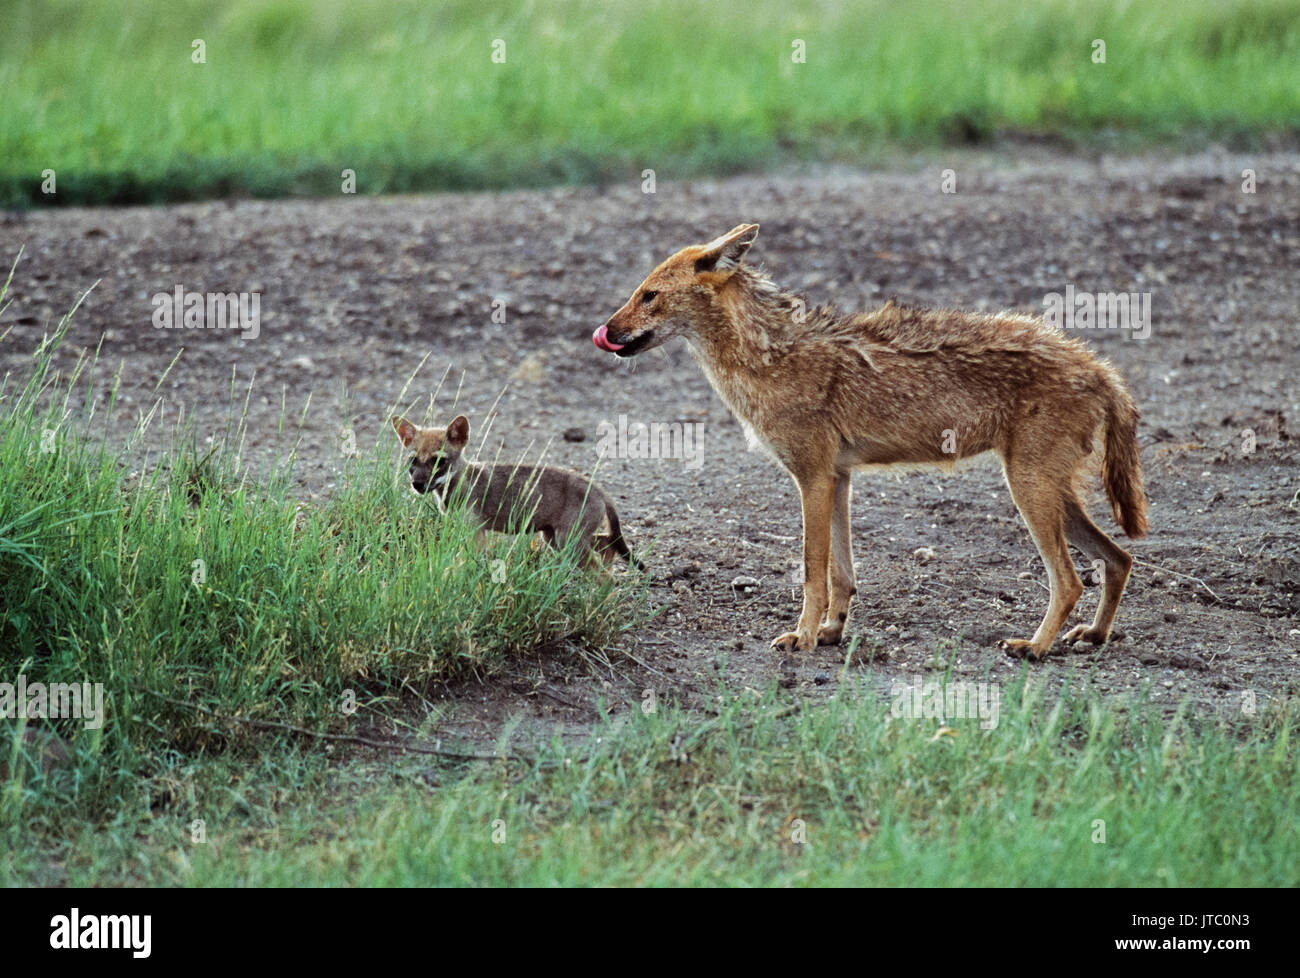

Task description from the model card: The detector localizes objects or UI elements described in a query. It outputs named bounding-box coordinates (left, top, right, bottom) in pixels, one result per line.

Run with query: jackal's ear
left=446, top=414, right=470, bottom=449
left=694, top=223, right=759, bottom=276
left=391, top=416, right=417, bottom=448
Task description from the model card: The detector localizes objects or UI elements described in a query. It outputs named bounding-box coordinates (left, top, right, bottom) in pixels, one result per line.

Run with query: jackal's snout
left=593, top=318, right=655, bottom=357
left=407, top=455, right=437, bottom=494
left=594, top=294, right=662, bottom=357
left=591, top=321, right=626, bottom=353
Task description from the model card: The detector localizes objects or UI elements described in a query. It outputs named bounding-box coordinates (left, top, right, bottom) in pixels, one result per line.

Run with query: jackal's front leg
left=817, top=473, right=856, bottom=645
left=771, top=476, right=835, bottom=652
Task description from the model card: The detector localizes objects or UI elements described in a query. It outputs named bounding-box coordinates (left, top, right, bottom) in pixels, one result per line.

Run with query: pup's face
left=391, top=414, right=469, bottom=494
left=593, top=223, right=759, bottom=357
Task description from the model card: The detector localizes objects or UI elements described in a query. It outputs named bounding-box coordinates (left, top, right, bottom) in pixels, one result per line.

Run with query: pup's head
left=391, top=414, right=469, bottom=494
left=593, top=223, right=759, bottom=357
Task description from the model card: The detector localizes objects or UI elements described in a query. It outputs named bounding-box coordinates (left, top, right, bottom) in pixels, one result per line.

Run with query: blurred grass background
left=2, top=0, right=1299, bottom=206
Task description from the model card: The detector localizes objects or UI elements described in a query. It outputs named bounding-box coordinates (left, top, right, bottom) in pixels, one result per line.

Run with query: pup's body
left=392, top=414, right=638, bottom=568
left=594, top=224, right=1147, bottom=659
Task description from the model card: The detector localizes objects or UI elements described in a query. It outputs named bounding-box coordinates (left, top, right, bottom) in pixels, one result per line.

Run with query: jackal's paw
left=771, top=630, right=815, bottom=652
left=1000, top=638, right=1049, bottom=661
left=816, top=622, right=845, bottom=645
left=1064, top=625, right=1109, bottom=646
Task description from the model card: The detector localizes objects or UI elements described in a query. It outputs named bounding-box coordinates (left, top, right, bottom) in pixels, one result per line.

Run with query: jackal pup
left=594, top=224, right=1147, bottom=659
left=391, top=414, right=639, bottom=569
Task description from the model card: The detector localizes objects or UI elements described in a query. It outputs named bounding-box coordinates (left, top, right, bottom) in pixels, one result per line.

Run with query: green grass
left=2, top=0, right=1299, bottom=207
left=7, top=672, right=1298, bottom=886
left=0, top=259, right=641, bottom=839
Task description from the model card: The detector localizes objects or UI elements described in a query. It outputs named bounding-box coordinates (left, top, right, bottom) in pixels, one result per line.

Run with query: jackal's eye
left=640, top=290, right=658, bottom=305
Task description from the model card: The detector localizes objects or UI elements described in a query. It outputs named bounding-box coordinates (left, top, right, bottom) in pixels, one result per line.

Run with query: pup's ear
left=693, top=223, right=759, bottom=276
left=391, top=416, right=417, bottom=448
left=446, top=414, right=470, bottom=449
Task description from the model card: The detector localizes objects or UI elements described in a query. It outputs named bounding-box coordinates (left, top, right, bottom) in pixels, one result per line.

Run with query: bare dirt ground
left=3, top=148, right=1298, bottom=747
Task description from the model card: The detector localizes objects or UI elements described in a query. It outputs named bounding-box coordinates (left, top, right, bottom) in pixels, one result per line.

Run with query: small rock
left=730, top=575, right=760, bottom=594
left=913, top=546, right=936, bottom=563
left=562, top=427, right=586, bottom=443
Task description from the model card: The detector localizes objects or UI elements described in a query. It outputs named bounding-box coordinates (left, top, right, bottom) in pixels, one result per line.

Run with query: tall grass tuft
left=0, top=261, right=644, bottom=830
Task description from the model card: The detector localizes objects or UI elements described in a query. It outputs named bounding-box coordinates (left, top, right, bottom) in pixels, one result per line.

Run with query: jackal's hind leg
left=1062, top=497, right=1132, bottom=646
left=999, top=466, right=1083, bottom=661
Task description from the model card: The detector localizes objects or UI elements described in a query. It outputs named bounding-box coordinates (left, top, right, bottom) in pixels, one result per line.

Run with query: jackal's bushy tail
left=1102, top=381, right=1149, bottom=539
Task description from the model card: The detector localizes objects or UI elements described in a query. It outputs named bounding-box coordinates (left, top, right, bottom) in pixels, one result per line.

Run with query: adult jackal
left=594, top=224, right=1147, bottom=659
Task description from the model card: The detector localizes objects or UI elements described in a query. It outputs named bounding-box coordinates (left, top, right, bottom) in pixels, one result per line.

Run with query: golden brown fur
left=594, top=224, right=1147, bottom=658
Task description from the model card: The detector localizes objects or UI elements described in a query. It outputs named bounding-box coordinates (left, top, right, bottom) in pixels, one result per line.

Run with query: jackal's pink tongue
left=592, top=324, right=624, bottom=351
